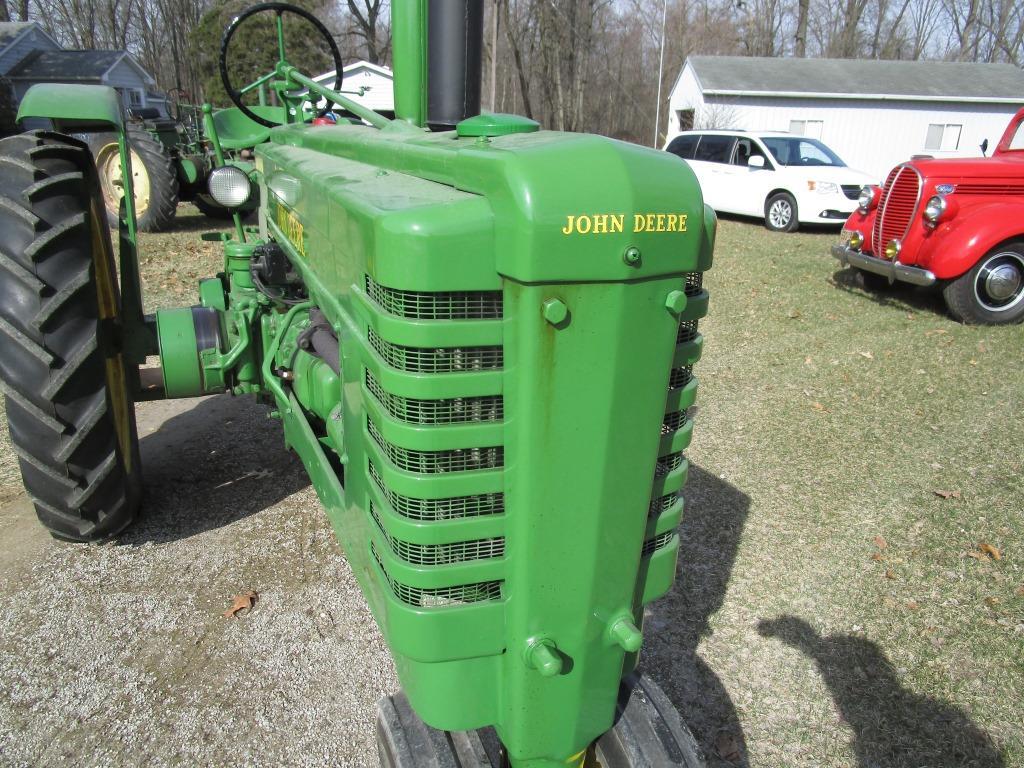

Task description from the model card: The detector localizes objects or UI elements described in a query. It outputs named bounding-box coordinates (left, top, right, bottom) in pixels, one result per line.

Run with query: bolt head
left=623, top=246, right=641, bottom=266
left=542, top=298, right=568, bottom=325
left=665, top=290, right=688, bottom=314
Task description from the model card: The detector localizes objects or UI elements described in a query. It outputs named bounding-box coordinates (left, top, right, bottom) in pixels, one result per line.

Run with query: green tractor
left=0, top=2, right=714, bottom=765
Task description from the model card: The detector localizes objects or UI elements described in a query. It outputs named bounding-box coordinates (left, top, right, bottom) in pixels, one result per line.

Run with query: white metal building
left=667, top=56, right=1024, bottom=180
left=312, top=60, right=394, bottom=115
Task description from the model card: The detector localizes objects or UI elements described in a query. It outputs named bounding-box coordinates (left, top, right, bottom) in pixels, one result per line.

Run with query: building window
left=789, top=119, right=823, bottom=139
left=677, top=109, right=695, bottom=131
left=119, top=88, right=144, bottom=109
left=925, top=124, right=961, bottom=151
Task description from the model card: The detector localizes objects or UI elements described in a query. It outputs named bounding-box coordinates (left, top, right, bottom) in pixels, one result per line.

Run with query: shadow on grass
left=644, top=464, right=752, bottom=767
left=758, top=616, right=1004, bottom=768
left=123, top=394, right=310, bottom=545
left=830, top=266, right=950, bottom=318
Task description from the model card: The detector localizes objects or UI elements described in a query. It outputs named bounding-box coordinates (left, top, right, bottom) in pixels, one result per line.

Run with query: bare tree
left=344, top=0, right=390, bottom=64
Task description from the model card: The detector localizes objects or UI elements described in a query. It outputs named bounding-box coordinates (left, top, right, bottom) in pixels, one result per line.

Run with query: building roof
left=6, top=49, right=154, bottom=84
left=686, top=55, right=1024, bottom=104
left=0, top=22, right=35, bottom=51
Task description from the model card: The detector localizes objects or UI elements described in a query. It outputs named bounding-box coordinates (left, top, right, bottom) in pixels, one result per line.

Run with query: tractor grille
left=668, top=366, right=693, bottom=390
left=368, top=329, right=503, bottom=373
left=655, top=451, right=685, bottom=477
left=641, top=531, right=675, bottom=558
left=372, top=543, right=503, bottom=607
left=366, top=372, right=503, bottom=424
left=370, top=503, right=505, bottom=565
left=365, top=276, right=503, bottom=320
left=649, top=492, right=678, bottom=518
left=685, top=271, right=703, bottom=296
left=677, top=320, right=698, bottom=345
left=873, top=165, right=921, bottom=256
left=370, top=462, right=504, bottom=520
left=661, top=409, right=690, bottom=436
left=369, top=419, right=503, bottom=474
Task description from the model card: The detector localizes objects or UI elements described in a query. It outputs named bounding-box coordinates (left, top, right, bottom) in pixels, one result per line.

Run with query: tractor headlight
left=884, top=239, right=901, bottom=260
left=207, top=165, right=252, bottom=208
left=923, top=195, right=946, bottom=225
left=858, top=185, right=880, bottom=212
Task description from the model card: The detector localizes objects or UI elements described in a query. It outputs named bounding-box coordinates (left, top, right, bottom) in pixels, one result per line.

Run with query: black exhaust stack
left=427, top=0, right=484, bottom=130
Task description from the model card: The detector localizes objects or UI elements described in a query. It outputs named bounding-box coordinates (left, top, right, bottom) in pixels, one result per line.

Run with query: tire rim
left=973, top=251, right=1024, bottom=313
left=769, top=199, right=792, bottom=229
left=94, top=141, right=151, bottom=219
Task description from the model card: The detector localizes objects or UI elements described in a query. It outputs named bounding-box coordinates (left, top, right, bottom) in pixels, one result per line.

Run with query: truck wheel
left=0, top=130, right=143, bottom=542
left=765, top=192, right=799, bottom=232
left=942, top=242, right=1024, bottom=325
left=86, top=127, right=178, bottom=233
left=376, top=674, right=703, bottom=768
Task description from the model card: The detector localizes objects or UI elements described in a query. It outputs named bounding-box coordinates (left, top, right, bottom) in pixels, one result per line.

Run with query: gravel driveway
left=0, top=395, right=397, bottom=767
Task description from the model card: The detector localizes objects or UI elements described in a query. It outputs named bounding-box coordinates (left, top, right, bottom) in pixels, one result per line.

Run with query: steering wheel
left=219, top=2, right=344, bottom=129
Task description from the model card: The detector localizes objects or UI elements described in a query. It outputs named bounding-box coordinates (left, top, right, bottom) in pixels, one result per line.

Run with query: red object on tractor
left=833, top=107, right=1024, bottom=324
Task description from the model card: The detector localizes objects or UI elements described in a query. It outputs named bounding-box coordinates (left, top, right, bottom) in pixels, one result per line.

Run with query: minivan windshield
left=760, top=137, right=846, bottom=167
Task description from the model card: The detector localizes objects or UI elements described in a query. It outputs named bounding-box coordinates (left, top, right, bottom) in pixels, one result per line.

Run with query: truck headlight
left=858, top=185, right=880, bottom=212
left=848, top=230, right=864, bottom=250
left=923, top=195, right=946, bottom=226
left=208, top=165, right=253, bottom=208
left=808, top=180, right=839, bottom=194
left=884, top=239, right=901, bottom=260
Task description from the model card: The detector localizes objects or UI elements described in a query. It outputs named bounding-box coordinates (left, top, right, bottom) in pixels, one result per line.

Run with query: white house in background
left=312, top=60, right=394, bottom=115
left=667, top=56, right=1024, bottom=180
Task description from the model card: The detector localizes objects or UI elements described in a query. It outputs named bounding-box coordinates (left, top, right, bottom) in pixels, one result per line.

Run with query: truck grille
left=372, top=543, right=503, bottom=607
left=873, top=165, right=921, bottom=256
left=841, top=185, right=862, bottom=201
left=365, top=277, right=503, bottom=320
left=368, top=329, right=503, bottom=372
left=369, top=463, right=504, bottom=520
left=366, top=372, right=503, bottom=424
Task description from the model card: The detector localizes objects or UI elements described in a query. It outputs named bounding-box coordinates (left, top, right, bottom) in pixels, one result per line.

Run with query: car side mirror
left=748, top=155, right=765, bottom=169
left=980, top=138, right=989, bottom=156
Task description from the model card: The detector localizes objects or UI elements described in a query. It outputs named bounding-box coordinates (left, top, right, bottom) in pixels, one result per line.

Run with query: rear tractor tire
left=86, top=127, right=178, bottom=233
left=941, top=241, right=1024, bottom=325
left=0, top=130, right=143, bottom=542
left=375, top=673, right=704, bottom=768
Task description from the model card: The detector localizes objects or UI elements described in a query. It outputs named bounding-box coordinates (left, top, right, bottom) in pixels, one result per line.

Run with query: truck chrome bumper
left=831, top=244, right=936, bottom=287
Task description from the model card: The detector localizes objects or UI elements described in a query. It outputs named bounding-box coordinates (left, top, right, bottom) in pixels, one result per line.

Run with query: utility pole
left=653, top=0, right=668, bottom=147
left=489, top=0, right=500, bottom=111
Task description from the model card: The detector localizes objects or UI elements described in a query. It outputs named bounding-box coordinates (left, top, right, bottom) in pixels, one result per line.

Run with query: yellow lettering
left=656, top=214, right=666, bottom=232
left=610, top=214, right=624, bottom=233
left=576, top=215, right=592, bottom=234
left=634, top=214, right=646, bottom=232
left=679, top=214, right=688, bottom=232
left=562, top=215, right=575, bottom=235
left=646, top=214, right=656, bottom=231
left=667, top=214, right=678, bottom=231
left=593, top=214, right=609, bottom=234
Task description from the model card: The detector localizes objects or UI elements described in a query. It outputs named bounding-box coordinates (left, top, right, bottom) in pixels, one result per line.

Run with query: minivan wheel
left=765, top=192, right=798, bottom=232
left=942, top=241, right=1024, bottom=325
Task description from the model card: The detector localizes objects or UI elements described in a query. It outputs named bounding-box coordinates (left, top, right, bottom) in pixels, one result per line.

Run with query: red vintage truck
left=833, top=107, right=1024, bottom=324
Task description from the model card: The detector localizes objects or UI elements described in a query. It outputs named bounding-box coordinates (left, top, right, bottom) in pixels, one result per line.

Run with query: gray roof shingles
left=0, top=21, right=35, bottom=50
left=688, top=55, right=1024, bottom=101
left=6, top=49, right=126, bottom=81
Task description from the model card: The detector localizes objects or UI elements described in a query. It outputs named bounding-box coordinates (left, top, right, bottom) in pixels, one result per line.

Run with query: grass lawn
left=0, top=208, right=1020, bottom=766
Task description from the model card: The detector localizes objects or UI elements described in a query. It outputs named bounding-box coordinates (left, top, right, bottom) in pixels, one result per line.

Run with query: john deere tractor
left=0, top=2, right=714, bottom=765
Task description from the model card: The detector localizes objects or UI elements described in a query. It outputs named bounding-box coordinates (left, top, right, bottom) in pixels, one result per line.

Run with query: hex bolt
left=542, top=298, right=568, bottom=325
left=665, top=290, right=688, bottom=315
left=623, top=246, right=641, bottom=266
left=525, top=638, right=563, bottom=677
left=608, top=616, right=643, bottom=652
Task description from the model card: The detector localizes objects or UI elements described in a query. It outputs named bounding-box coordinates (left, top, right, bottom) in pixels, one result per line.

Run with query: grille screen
left=655, top=451, right=684, bottom=477
left=366, top=372, right=503, bottom=424
left=662, top=409, right=690, bottom=436
left=642, top=531, right=675, bottom=558
left=365, top=276, right=503, bottom=320
left=677, top=320, right=698, bottom=345
left=873, top=165, right=920, bottom=254
left=372, top=543, right=503, bottom=607
left=669, top=366, right=693, bottom=390
left=368, top=329, right=503, bottom=373
left=369, top=420, right=503, bottom=473
left=370, top=503, right=505, bottom=565
left=649, top=492, right=678, bottom=518
left=685, top=272, right=703, bottom=296
left=370, top=463, right=504, bottom=520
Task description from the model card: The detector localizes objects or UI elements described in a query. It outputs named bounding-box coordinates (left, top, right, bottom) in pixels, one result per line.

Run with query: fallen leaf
left=906, top=601, right=919, bottom=610
left=885, top=569, right=897, bottom=580
left=804, top=356, right=813, bottom=365
left=811, top=401, right=828, bottom=412
left=787, top=309, right=802, bottom=319
left=979, top=543, right=1002, bottom=561
left=871, top=552, right=884, bottom=562
left=1015, top=585, right=1024, bottom=597
left=967, top=551, right=986, bottom=561
left=985, top=596, right=1000, bottom=607
left=858, top=351, right=874, bottom=359
left=873, top=535, right=889, bottom=550
left=223, top=590, right=258, bottom=618
left=925, top=328, right=948, bottom=337
left=933, top=489, right=961, bottom=500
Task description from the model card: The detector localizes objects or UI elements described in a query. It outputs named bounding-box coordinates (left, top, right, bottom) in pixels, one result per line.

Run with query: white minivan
left=663, top=130, right=875, bottom=232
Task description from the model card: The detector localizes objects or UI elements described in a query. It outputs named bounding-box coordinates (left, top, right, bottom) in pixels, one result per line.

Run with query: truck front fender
left=17, top=84, right=123, bottom=133
left=917, top=201, right=1024, bottom=280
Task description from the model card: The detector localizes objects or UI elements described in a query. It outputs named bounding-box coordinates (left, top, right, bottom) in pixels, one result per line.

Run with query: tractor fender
left=916, top=201, right=1024, bottom=280
left=17, top=84, right=123, bottom=134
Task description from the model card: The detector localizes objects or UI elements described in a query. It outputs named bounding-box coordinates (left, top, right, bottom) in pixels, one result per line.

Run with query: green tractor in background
left=0, top=2, right=715, bottom=766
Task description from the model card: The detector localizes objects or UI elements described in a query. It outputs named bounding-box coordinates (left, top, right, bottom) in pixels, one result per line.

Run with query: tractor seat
left=211, top=106, right=288, bottom=150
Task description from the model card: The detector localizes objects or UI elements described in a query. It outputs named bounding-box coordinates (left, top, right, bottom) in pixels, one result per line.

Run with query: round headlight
left=848, top=230, right=864, bottom=250
left=884, top=239, right=901, bottom=260
left=858, top=185, right=879, bottom=211
left=923, top=195, right=946, bottom=224
left=207, top=165, right=252, bottom=208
